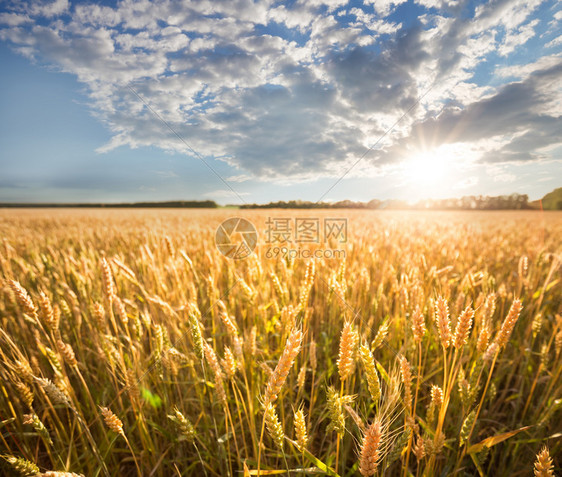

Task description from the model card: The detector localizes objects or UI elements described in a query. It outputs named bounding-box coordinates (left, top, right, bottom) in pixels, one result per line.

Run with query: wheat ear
left=264, top=327, right=303, bottom=403
left=534, top=446, right=554, bottom=477
left=359, top=419, right=382, bottom=477
left=338, top=321, right=358, bottom=382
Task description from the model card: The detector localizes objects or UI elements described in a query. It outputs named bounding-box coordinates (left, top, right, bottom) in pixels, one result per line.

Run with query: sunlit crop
left=0, top=209, right=560, bottom=476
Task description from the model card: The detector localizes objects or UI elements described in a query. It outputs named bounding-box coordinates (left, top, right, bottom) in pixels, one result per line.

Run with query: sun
left=401, top=148, right=451, bottom=190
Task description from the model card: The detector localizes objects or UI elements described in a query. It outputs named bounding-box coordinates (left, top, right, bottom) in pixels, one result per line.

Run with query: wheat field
left=0, top=209, right=560, bottom=477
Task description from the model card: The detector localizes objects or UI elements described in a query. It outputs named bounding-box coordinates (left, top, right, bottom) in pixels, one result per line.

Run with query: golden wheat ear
left=359, top=419, right=382, bottom=477
left=496, top=299, right=523, bottom=348
left=100, top=406, right=124, bottom=436
left=2, top=454, right=40, bottom=475
left=264, top=327, right=303, bottom=404
left=338, top=320, right=358, bottom=382
left=360, top=344, right=381, bottom=403
left=534, top=446, right=554, bottom=477
left=294, top=407, right=308, bottom=451
left=435, top=296, right=451, bottom=349
left=264, top=403, right=284, bottom=450
left=399, top=355, right=413, bottom=411
left=453, top=305, right=474, bottom=349
left=8, top=280, right=38, bottom=317
left=412, top=305, right=426, bottom=343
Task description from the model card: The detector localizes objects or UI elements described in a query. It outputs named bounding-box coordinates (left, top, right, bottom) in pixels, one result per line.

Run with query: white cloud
left=488, top=165, right=517, bottom=183
left=349, top=8, right=402, bottom=35
left=545, top=35, right=562, bottom=48
left=498, top=19, right=539, bottom=56
left=73, top=4, right=121, bottom=27
left=0, top=13, right=31, bottom=26
left=30, top=0, right=69, bottom=18
left=473, top=0, right=543, bottom=32
left=268, top=5, right=315, bottom=32
left=227, top=174, right=253, bottom=182
left=0, top=0, right=559, bottom=183
left=496, top=53, right=562, bottom=78
left=364, top=0, right=408, bottom=17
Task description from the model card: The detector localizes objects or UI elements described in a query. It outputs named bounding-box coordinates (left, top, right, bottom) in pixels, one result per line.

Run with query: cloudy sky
left=0, top=0, right=560, bottom=204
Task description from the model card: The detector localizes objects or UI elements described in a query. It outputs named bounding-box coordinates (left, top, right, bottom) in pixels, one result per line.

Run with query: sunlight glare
left=402, top=149, right=451, bottom=190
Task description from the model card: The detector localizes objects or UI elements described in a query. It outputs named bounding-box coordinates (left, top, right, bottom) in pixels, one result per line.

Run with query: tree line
left=238, top=193, right=534, bottom=210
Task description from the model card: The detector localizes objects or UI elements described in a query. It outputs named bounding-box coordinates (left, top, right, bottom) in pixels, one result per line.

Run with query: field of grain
left=0, top=209, right=560, bottom=477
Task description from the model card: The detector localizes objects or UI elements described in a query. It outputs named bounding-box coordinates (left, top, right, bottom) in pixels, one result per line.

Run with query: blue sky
left=0, top=0, right=560, bottom=204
